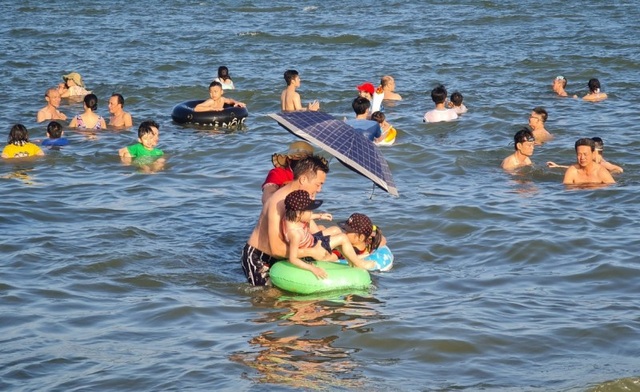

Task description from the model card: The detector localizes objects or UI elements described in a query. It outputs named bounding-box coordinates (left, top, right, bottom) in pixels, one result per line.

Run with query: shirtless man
left=563, top=138, right=615, bottom=185
left=501, top=128, right=535, bottom=171
left=552, top=76, right=569, bottom=97
left=194, top=81, right=245, bottom=112
left=280, top=70, right=319, bottom=112
left=528, top=106, right=553, bottom=144
left=36, top=88, right=67, bottom=123
left=242, top=155, right=330, bottom=286
left=380, top=75, right=402, bottom=100
left=108, top=93, right=133, bottom=127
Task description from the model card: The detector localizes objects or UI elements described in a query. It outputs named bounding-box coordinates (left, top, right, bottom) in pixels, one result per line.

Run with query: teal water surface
left=1, top=1, right=640, bottom=391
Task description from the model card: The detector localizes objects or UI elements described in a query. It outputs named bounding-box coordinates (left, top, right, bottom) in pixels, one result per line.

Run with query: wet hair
left=7, top=124, right=30, bottom=145
left=591, top=137, right=604, bottom=151
left=84, top=94, right=98, bottom=111
left=47, top=121, right=63, bottom=139
left=351, top=96, right=371, bottom=115
left=513, top=128, right=534, bottom=150
left=138, top=120, right=160, bottom=138
left=575, top=138, right=595, bottom=152
left=430, top=84, right=448, bottom=104
left=208, top=81, right=223, bottom=89
left=292, top=154, right=329, bottom=180
left=284, top=70, right=299, bottom=86
left=380, top=75, right=394, bottom=88
left=111, top=93, right=125, bottom=107
left=450, top=91, right=464, bottom=106
left=588, top=78, right=601, bottom=93
left=284, top=209, right=301, bottom=222
left=217, top=66, right=231, bottom=81
left=532, top=106, right=548, bottom=122
left=370, top=111, right=385, bottom=124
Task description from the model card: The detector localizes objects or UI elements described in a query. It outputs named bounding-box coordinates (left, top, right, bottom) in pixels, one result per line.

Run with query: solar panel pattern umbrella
left=268, top=111, right=398, bottom=196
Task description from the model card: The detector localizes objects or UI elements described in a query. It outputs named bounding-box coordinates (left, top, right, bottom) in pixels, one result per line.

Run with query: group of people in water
left=500, top=76, right=619, bottom=186
left=1, top=66, right=620, bottom=287
left=3, top=71, right=162, bottom=166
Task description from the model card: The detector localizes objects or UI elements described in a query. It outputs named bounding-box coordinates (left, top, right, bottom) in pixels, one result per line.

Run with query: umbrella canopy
left=268, top=111, right=398, bottom=196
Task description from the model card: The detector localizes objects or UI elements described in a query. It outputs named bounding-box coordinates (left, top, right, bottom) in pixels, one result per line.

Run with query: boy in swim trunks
left=281, top=190, right=374, bottom=279
left=194, top=81, right=245, bottom=112
left=281, top=70, right=319, bottom=112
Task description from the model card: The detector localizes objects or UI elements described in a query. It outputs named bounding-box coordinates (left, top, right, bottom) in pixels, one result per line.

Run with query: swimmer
left=345, top=97, right=382, bottom=142
left=548, top=137, right=622, bottom=174
left=501, top=128, right=535, bottom=171
left=2, top=124, right=45, bottom=159
left=447, top=91, right=468, bottom=115
left=69, top=94, right=107, bottom=130
left=331, top=213, right=387, bottom=259
left=281, top=70, right=319, bottom=112
left=370, top=111, right=397, bottom=145
left=194, top=81, right=245, bottom=112
left=528, top=106, right=553, bottom=144
left=356, top=82, right=375, bottom=101
left=592, top=137, right=623, bottom=174
left=108, top=93, right=133, bottom=128
left=380, top=75, right=402, bottom=100
left=36, top=87, right=67, bottom=123
left=59, top=72, right=91, bottom=98
left=583, top=78, right=608, bottom=102
left=42, top=121, right=69, bottom=147
left=563, top=138, right=615, bottom=185
left=214, top=66, right=235, bottom=90
left=118, top=120, right=165, bottom=172
left=423, top=84, right=458, bottom=123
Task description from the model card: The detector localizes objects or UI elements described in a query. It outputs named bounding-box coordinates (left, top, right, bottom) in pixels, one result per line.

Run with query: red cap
left=357, top=82, right=375, bottom=96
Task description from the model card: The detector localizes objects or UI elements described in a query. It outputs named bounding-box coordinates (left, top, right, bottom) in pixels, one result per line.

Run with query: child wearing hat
left=282, top=190, right=375, bottom=279
left=334, top=213, right=386, bottom=259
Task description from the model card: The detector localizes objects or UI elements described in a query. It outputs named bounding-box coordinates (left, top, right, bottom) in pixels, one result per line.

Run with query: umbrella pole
left=369, top=183, right=376, bottom=200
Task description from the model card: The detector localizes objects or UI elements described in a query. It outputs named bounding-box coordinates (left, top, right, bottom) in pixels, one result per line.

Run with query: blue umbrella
left=268, top=111, right=398, bottom=196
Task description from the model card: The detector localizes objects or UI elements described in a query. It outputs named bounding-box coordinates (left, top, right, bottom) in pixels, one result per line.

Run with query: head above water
left=7, top=123, right=30, bottom=145
left=292, top=155, right=329, bottom=180
left=450, top=91, right=464, bottom=106
left=588, top=78, right=601, bottom=93
left=84, top=94, right=98, bottom=111
left=532, top=106, right=548, bottom=122
left=575, top=137, right=595, bottom=152
left=370, top=111, right=385, bottom=124
left=513, top=128, right=534, bottom=150
left=138, top=120, right=160, bottom=139
left=47, top=121, right=63, bottom=139
left=591, top=137, right=604, bottom=152
left=217, top=66, right=231, bottom=81
left=555, top=75, right=568, bottom=88
left=352, top=96, right=371, bottom=115
left=284, top=69, right=299, bottom=86
left=430, top=84, right=447, bottom=104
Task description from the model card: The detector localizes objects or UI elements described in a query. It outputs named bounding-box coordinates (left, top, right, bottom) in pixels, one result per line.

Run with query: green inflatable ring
left=269, top=261, right=372, bottom=295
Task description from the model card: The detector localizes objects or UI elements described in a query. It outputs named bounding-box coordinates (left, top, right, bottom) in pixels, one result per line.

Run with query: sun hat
left=356, top=82, right=375, bottom=96
left=282, top=141, right=314, bottom=159
left=62, top=72, right=85, bottom=87
left=340, top=213, right=373, bottom=238
left=284, top=190, right=323, bottom=211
